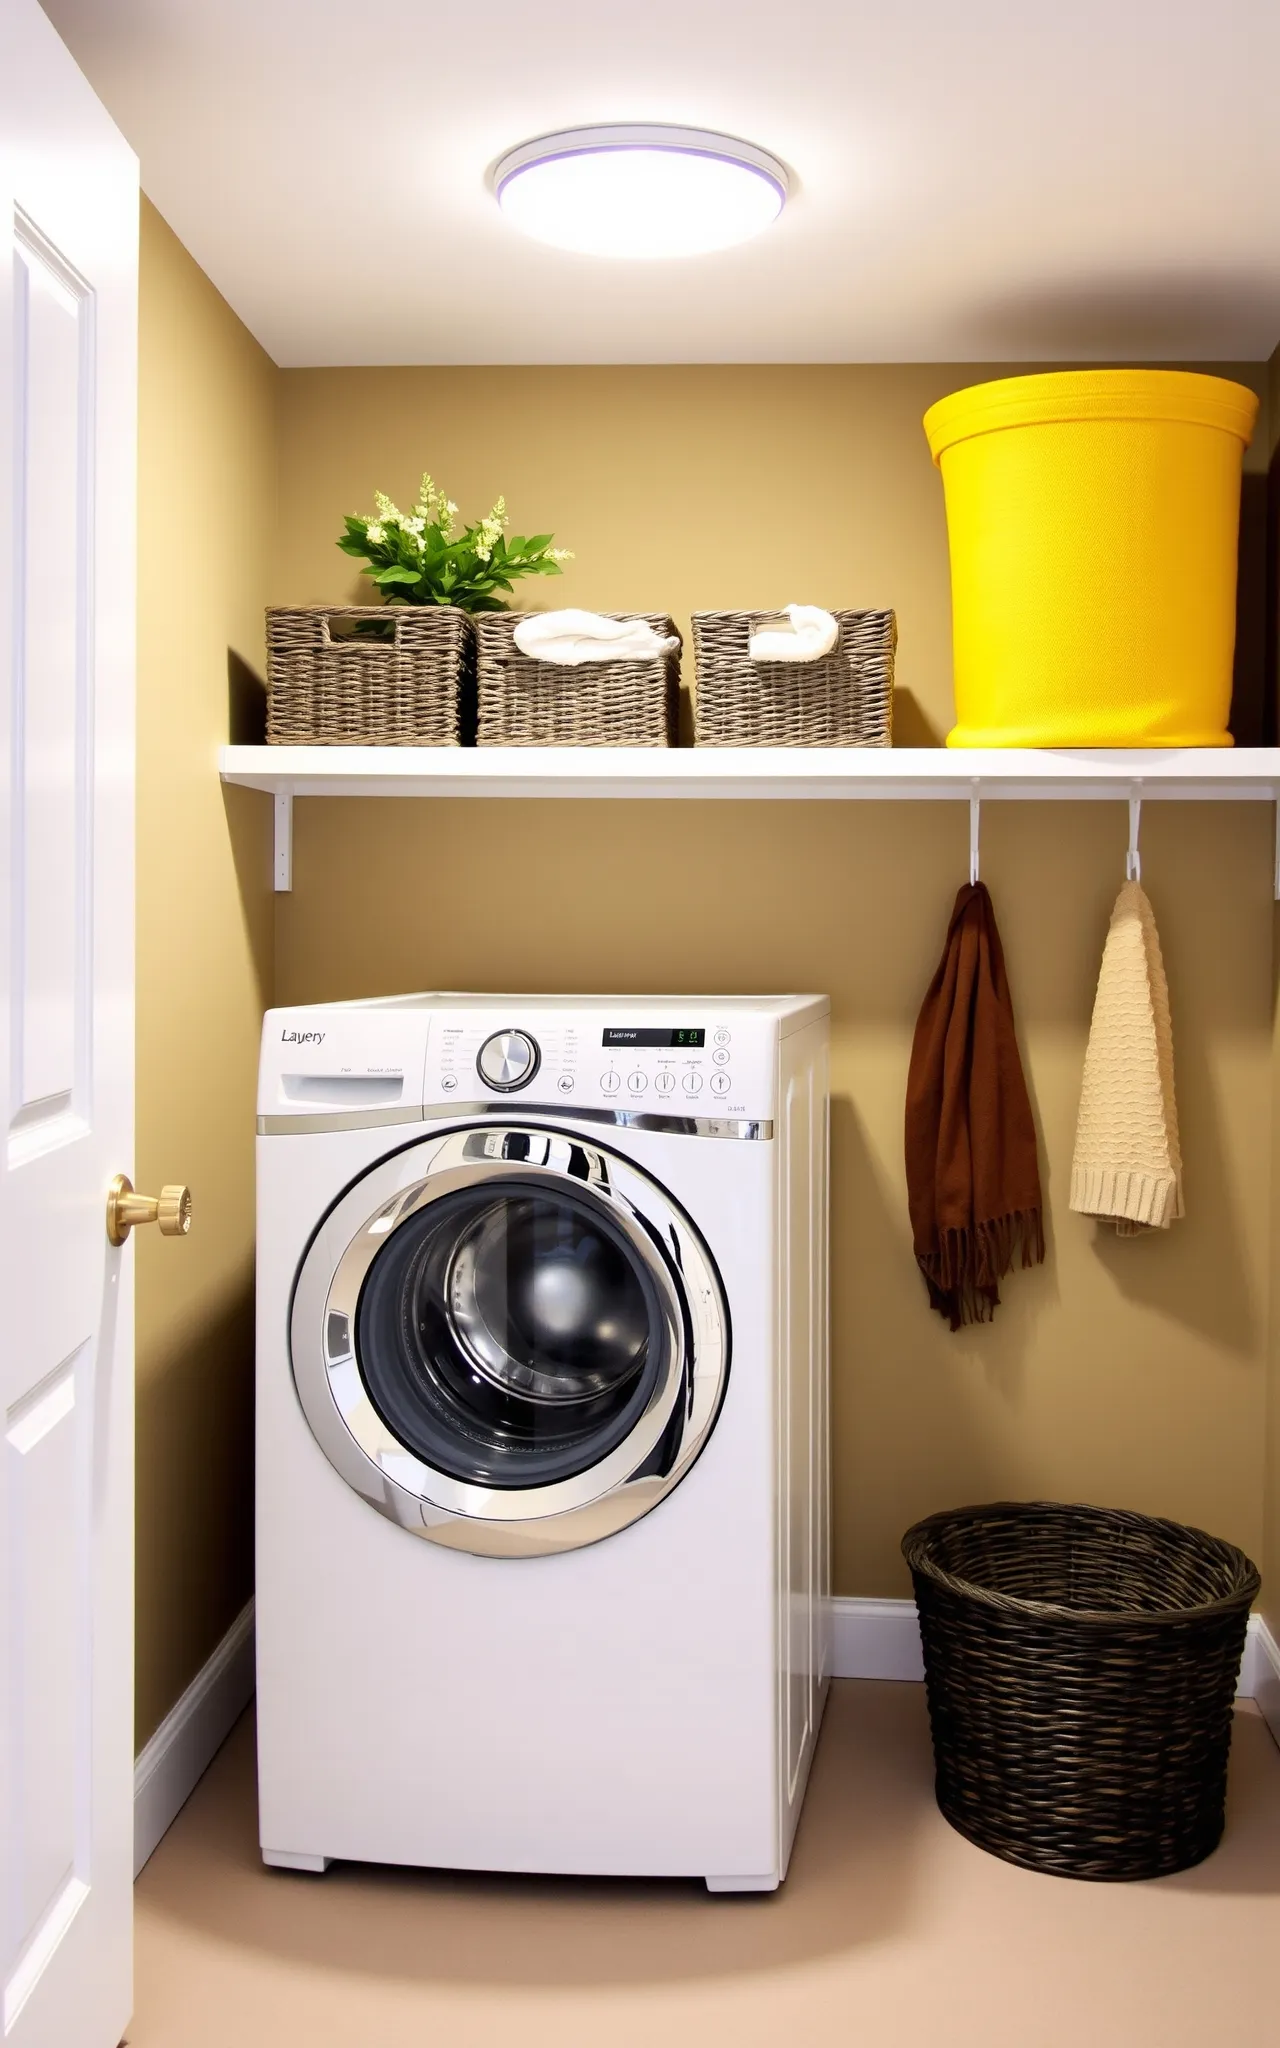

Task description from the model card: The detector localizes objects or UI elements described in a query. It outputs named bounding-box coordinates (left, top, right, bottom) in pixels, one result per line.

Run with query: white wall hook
left=969, top=785, right=981, bottom=886
left=1126, top=788, right=1142, bottom=884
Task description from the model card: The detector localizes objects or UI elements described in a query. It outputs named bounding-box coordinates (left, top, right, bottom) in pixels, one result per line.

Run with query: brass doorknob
left=107, top=1174, right=193, bottom=1247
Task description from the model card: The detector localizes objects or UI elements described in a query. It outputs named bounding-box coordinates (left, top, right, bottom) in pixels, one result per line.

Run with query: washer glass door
left=291, top=1124, right=729, bottom=1556
left=356, top=1176, right=664, bottom=1490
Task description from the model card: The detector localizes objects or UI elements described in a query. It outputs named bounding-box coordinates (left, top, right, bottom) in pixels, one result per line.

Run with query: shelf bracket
left=274, top=790, right=293, bottom=893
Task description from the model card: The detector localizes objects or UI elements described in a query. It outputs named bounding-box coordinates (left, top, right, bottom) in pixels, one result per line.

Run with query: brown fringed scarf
left=905, top=882, right=1044, bottom=1329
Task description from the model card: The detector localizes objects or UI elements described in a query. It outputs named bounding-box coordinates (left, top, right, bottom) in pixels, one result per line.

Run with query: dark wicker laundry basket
left=902, top=1502, right=1259, bottom=1882
left=474, top=613, right=681, bottom=746
left=266, top=605, right=474, bottom=745
left=692, top=608, right=896, bottom=746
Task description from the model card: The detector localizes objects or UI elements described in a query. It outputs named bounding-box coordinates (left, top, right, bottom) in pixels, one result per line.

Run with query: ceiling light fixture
left=493, top=124, right=789, bottom=260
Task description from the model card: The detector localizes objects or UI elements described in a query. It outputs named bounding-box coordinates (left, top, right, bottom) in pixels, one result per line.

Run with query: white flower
left=365, top=522, right=385, bottom=546
left=474, top=508, right=505, bottom=562
left=403, top=515, right=425, bottom=538
left=373, top=491, right=403, bottom=524
left=548, top=547, right=574, bottom=562
left=412, top=475, right=459, bottom=537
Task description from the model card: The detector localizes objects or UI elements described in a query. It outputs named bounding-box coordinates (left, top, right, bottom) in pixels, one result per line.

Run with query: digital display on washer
left=602, top=1028, right=706, bottom=1048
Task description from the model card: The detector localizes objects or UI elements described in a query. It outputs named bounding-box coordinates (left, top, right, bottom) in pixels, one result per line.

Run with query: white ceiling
left=42, top=0, right=1280, bottom=366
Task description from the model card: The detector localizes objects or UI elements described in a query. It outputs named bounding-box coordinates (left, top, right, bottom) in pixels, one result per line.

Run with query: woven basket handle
left=317, top=608, right=407, bottom=648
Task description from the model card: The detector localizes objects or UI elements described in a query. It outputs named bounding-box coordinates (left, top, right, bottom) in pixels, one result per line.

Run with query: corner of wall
left=135, top=196, right=280, bottom=1748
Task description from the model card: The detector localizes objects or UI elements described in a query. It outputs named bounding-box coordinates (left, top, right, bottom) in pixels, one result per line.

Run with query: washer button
left=712, top=1047, right=730, bottom=1066
left=557, top=1074, right=575, bottom=1094
left=682, top=1071, right=703, bottom=1095
left=655, top=1070, right=676, bottom=1095
left=628, top=1072, right=646, bottom=1093
left=601, top=1070, right=620, bottom=1094
left=714, top=1028, right=731, bottom=1046
left=711, top=1070, right=732, bottom=1095
left=440, top=1074, right=459, bottom=1093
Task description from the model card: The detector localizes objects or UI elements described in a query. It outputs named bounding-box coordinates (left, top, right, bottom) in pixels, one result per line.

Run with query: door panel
left=5, top=1343, right=90, bottom=2028
left=10, top=217, right=92, bottom=1154
left=1, top=4, right=138, bottom=2044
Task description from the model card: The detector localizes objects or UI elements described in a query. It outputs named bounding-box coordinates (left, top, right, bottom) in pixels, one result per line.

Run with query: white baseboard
left=1249, top=1616, right=1280, bottom=1749
left=831, top=1597, right=924, bottom=1681
left=133, top=1599, right=255, bottom=1877
left=831, top=1597, right=1271, bottom=1711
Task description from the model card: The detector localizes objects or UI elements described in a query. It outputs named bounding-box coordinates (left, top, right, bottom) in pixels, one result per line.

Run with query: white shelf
left=218, top=744, right=1280, bottom=892
left=221, top=743, right=1280, bottom=802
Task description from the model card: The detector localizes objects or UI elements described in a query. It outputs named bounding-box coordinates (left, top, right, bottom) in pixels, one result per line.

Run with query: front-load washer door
left=289, top=1123, right=730, bottom=1555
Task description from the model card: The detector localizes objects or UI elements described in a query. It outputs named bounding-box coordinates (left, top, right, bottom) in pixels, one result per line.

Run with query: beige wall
left=136, top=200, right=277, bottom=1744
left=274, top=365, right=1272, bottom=1597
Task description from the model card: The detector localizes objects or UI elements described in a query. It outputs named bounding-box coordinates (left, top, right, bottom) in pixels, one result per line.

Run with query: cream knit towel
left=1070, top=880, right=1183, bottom=1235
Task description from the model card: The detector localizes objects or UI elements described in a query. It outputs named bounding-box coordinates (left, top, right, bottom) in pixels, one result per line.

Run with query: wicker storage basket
left=266, top=606, right=474, bottom=745
left=691, top=609, right=896, bottom=747
left=902, top=1502, right=1259, bottom=1882
left=474, top=614, right=680, bottom=747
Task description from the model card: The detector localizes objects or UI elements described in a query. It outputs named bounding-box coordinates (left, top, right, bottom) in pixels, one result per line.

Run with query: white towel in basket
left=512, top=611, right=678, bottom=666
left=748, top=605, right=839, bottom=662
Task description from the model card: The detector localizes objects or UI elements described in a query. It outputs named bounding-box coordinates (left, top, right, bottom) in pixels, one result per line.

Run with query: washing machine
left=255, top=993, right=830, bottom=1892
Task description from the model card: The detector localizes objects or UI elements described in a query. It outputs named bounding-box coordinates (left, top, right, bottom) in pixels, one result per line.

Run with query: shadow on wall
left=1235, top=472, right=1268, bottom=746
left=134, top=1289, right=255, bottom=1743
left=963, top=271, right=1280, bottom=364
left=829, top=1087, right=1057, bottom=1544
left=1267, top=423, right=1280, bottom=749
left=1089, top=1042, right=1260, bottom=1358
left=229, top=650, right=267, bottom=746
left=890, top=687, right=945, bottom=749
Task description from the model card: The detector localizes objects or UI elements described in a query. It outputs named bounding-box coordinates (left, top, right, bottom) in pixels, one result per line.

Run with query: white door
left=1, top=3, right=138, bottom=2045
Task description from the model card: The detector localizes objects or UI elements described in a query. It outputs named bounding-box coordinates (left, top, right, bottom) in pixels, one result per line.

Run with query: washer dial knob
left=476, top=1029, right=540, bottom=1092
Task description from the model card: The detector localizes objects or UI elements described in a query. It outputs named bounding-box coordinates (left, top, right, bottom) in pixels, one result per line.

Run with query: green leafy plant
left=337, top=474, right=572, bottom=614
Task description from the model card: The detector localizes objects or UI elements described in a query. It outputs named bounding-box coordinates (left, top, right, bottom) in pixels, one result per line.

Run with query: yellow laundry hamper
left=923, top=370, right=1258, bottom=748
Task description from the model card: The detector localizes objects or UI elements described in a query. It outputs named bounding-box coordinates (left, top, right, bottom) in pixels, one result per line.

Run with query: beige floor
left=129, top=1681, right=1280, bottom=2048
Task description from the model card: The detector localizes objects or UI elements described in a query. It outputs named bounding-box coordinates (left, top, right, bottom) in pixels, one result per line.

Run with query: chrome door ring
left=289, top=1123, right=730, bottom=1557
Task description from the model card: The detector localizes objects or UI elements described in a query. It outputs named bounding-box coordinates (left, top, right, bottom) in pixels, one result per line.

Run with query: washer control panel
left=425, top=1010, right=775, bottom=1121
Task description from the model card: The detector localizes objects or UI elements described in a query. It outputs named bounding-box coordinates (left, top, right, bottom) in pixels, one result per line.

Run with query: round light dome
left=493, top=125, right=789, bottom=260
